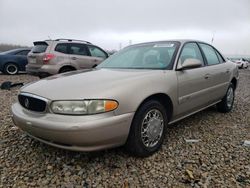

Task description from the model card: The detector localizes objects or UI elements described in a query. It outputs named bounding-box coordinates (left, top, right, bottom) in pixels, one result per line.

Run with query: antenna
left=211, top=31, right=216, bottom=44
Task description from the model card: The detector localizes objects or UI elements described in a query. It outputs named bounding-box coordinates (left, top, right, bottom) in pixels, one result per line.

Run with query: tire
left=217, top=83, right=235, bottom=113
left=59, top=67, right=75, bottom=73
left=125, top=100, right=168, bottom=157
left=4, top=63, right=19, bottom=75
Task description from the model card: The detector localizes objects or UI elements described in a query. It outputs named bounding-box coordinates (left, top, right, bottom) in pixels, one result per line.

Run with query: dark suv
left=26, top=39, right=109, bottom=78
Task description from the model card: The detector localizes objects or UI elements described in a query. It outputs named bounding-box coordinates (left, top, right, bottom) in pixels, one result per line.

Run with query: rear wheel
left=217, top=83, right=235, bottom=113
left=125, top=100, right=168, bottom=157
left=59, top=66, right=75, bottom=73
left=4, top=63, right=19, bottom=75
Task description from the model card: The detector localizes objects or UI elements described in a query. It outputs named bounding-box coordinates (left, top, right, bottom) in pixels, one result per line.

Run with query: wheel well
left=231, top=78, right=237, bottom=89
left=4, top=62, right=19, bottom=69
left=59, top=65, right=76, bottom=73
left=139, top=93, right=173, bottom=121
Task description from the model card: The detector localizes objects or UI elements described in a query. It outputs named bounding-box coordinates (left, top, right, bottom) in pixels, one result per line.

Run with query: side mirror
left=177, top=58, right=202, bottom=70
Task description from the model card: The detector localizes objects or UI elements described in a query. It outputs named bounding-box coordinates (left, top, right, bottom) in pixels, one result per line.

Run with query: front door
left=176, top=42, right=210, bottom=118
left=87, top=45, right=108, bottom=66
left=68, top=43, right=95, bottom=69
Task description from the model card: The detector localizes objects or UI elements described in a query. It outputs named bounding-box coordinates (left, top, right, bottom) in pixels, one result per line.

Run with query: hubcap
left=6, top=64, right=17, bottom=74
left=226, top=87, right=234, bottom=108
left=141, top=109, right=164, bottom=148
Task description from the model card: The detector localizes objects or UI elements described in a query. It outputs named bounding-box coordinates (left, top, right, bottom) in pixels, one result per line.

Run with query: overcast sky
left=0, top=0, right=249, bottom=55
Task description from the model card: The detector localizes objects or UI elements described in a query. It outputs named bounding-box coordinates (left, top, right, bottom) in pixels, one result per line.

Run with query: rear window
left=32, top=42, right=48, bottom=53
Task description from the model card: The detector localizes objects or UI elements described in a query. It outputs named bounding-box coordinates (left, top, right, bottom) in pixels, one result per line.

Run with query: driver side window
left=179, top=43, right=204, bottom=66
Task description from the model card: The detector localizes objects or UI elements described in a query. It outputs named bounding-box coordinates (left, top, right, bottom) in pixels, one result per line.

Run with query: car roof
left=0, top=48, right=31, bottom=55
left=129, top=39, right=209, bottom=47
left=43, top=39, right=92, bottom=44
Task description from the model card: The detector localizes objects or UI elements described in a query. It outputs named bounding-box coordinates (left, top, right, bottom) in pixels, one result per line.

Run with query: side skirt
left=168, top=100, right=221, bottom=125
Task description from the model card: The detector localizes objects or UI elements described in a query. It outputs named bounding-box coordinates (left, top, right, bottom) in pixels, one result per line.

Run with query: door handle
left=204, top=74, right=211, bottom=79
left=226, top=69, right=230, bottom=73
left=71, top=57, right=77, bottom=60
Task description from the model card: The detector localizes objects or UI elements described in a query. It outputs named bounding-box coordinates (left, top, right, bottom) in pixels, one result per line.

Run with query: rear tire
left=125, top=100, right=168, bottom=157
left=4, top=63, right=19, bottom=75
left=59, top=67, right=75, bottom=73
left=217, top=83, right=235, bottom=113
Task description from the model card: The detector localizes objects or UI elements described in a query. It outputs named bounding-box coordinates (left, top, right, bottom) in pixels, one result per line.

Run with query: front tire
left=217, top=83, right=235, bottom=113
left=4, top=63, right=19, bottom=75
left=125, top=100, right=168, bottom=157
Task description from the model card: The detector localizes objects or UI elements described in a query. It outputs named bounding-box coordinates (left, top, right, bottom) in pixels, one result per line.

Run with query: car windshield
left=98, top=42, right=179, bottom=70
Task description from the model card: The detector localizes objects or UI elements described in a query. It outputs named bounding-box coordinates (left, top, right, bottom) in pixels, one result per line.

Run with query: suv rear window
left=32, top=42, right=48, bottom=53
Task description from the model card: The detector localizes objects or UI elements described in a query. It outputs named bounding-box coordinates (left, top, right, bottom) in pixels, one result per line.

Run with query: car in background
left=0, top=48, right=31, bottom=75
left=26, top=39, right=109, bottom=78
left=234, top=58, right=249, bottom=69
left=12, top=40, right=239, bottom=157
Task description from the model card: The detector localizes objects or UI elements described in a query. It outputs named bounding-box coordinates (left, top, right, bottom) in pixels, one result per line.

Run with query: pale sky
left=0, top=0, right=249, bottom=55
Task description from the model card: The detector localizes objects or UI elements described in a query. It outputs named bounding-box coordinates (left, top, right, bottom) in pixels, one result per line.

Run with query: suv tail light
left=43, top=53, right=55, bottom=63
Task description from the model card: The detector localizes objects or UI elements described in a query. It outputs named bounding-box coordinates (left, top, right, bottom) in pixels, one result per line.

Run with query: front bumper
left=12, top=103, right=134, bottom=151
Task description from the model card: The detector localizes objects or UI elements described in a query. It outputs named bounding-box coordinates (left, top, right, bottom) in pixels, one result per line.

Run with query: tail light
left=43, top=53, right=55, bottom=63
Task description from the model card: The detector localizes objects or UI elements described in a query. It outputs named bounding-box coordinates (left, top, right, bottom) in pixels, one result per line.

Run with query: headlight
left=51, top=100, right=118, bottom=115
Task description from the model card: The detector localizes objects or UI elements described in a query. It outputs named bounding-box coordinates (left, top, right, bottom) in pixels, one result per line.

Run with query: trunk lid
left=27, top=41, right=50, bottom=65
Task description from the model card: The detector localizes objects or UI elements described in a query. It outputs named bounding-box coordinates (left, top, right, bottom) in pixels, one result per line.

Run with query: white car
left=235, top=58, right=249, bottom=69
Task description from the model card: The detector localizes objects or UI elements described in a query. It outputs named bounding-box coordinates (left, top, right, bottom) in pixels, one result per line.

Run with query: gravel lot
left=0, top=70, right=249, bottom=187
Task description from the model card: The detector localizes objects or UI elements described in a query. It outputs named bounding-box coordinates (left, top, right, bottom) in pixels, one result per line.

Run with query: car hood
left=21, top=68, right=165, bottom=100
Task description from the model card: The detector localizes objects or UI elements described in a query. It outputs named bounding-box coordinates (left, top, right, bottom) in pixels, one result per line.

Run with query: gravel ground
left=0, top=70, right=249, bottom=188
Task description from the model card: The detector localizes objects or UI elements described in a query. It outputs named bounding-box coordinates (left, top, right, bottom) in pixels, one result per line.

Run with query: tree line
left=0, top=44, right=30, bottom=52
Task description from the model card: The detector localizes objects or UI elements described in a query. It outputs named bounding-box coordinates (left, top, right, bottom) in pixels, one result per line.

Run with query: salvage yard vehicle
left=234, top=58, right=249, bottom=69
left=0, top=48, right=31, bottom=75
left=26, top=39, right=109, bottom=78
left=12, top=40, right=239, bottom=157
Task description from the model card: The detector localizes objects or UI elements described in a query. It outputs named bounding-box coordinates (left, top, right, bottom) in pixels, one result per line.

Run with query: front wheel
left=125, top=100, right=168, bottom=157
left=217, top=83, right=235, bottom=113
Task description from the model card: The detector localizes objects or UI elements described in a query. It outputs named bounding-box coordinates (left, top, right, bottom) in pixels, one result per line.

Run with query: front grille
left=18, top=94, right=47, bottom=112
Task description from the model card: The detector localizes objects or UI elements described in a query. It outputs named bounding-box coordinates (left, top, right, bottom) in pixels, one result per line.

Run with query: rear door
left=87, top=45, right=108, bottom=66
left=198, top=43, right=230, bottom=102
left=176, top=42, right=210, bottom=118
left=53, top=43, right=71, bottom=65
left=68, top=43, right=95, bottom=69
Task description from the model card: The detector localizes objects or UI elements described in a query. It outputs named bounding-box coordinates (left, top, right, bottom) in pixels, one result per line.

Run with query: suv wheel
left=59, top=67, right=75, bottom=73
left=217, top=83, right=235, bottom=113
left=125, top=100, right=168, bottom=157
left=4, top=63, right=19, bottom=75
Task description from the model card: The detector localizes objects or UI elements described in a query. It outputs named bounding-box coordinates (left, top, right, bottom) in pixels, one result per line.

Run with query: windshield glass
left=98, top=42, right=179, bottom=69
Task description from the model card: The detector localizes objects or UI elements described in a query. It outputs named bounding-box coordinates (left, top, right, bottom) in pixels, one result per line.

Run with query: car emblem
left=24, top=98, right=29, bottom=108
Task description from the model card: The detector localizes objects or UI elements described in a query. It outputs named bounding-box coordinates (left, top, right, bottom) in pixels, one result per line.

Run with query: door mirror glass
left=177, top=58, right=202, bottom=70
